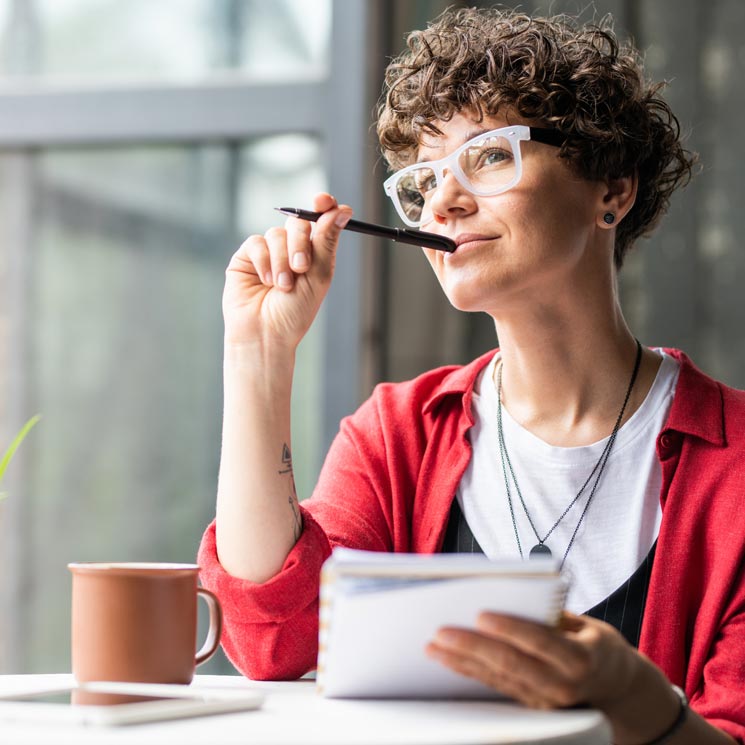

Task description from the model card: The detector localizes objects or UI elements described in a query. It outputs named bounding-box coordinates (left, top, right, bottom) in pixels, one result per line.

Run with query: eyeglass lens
left=393, top=133, right=519, bottom=224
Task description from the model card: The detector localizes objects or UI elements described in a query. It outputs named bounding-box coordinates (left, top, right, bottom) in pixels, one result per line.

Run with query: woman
left=199, top=8, right=744, bottom=743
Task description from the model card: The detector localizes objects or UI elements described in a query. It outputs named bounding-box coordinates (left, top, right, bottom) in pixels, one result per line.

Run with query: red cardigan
left=199, top=349, right=745, bottom=740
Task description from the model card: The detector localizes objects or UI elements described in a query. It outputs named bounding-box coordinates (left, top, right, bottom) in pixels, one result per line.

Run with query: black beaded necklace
left=496, top=339, right=642, bottom=567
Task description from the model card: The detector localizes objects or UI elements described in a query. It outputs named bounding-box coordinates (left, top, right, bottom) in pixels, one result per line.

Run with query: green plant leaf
left=0, top=414, right=42, bottom=487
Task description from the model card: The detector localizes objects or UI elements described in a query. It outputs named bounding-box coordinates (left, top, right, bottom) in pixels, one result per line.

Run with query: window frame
left=0, top=0, right=373, bottom=672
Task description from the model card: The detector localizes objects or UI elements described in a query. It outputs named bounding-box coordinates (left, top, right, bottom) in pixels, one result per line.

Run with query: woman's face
left=416, top=111, right=612, bottom=315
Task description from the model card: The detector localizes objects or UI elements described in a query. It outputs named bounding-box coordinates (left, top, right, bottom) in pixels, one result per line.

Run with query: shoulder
left=667, top=347, right=745, bottom=400
left=337, top=350, right=496, bottom=443
left=664, top=347, right=745, bottom=452
left=719, top=381, right=745, bottom=452
left=362, top=350, right=496, bottom=421
left=323, top=351, right=495, bottom=488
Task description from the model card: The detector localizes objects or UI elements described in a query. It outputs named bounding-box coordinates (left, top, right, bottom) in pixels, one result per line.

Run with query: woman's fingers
left=241, top=235, right=272, bottom=286
left=310, top=192, right=352, bottom=267
left=475, top=611, right=634, bottom=702
left=222, top=193, right=352, bottom=348
left=428, top=629, right=581, bottom=708
left=427, top=612, right=640, bottom=713
left=475, top=612, right=592, bottom=678
left=249, top=217, right=313, bottom=292
left=236, top=198, right=352, bottom=293
left=265, top=226, right=294, bottom=291
left=425, top=639, right=570, bottom=708
left=313, top=192, right=338, bottom=214
left=286, top=216, right=312, bottom=275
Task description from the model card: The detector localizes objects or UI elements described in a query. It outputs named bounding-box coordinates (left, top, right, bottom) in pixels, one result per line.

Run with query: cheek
left=502, top=189, right=595, bottom=257
left=511, top=163, right=598, bottom=221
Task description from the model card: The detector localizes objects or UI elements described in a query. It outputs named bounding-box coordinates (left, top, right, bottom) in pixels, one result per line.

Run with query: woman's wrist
left=224, top=338, right=296, bottom=374
left=640, top=686, right=688, bottom=744
left=223, top=340, right=296, bottom=409
left=598, top=654, right=683, bottom=745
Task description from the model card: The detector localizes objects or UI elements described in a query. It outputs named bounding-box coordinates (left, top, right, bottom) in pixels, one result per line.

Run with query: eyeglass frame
left=383, top=125, right=565, bottom=227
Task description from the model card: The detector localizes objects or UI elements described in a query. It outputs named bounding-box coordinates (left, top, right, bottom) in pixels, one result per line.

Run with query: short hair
left=377, top=7, right=697, bottom=268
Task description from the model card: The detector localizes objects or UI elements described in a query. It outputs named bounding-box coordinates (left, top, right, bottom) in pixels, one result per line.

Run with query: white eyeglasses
left=383, top=125, right=564, bottom=228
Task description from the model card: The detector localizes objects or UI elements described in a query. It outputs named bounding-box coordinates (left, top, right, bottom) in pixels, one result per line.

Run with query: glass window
left=0, top=0, right=331, bottom=81
left=0, top=134, right=325, bottom=673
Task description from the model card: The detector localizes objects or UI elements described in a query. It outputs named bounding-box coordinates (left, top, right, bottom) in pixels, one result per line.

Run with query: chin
left=442, top=282, right=494, bottom=313
left=432, top=265, right=499, bottom=310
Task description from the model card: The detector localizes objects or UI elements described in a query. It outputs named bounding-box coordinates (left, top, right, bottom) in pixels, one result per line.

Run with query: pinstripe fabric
left=584, top=543, right=656, bottom=647
left=441, top=498, right=485, bottom=555
left=440, top=499, right=654, bottom=648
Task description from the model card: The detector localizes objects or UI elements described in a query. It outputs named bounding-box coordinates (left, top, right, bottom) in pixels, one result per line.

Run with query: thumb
left=310, top=193, right=353, bottom=259
left=558, top=611, right=586, bottom=632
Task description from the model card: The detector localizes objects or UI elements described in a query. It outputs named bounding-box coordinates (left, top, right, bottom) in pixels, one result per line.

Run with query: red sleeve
left=197, top=388, right=417, bottom=680
left=197, top=509, right=330, bottom=680
left=690, top=581, right=745, bottom=742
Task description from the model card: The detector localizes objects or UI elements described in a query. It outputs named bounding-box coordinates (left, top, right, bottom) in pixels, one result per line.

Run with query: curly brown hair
left=377, top=7, right=696, bottom=268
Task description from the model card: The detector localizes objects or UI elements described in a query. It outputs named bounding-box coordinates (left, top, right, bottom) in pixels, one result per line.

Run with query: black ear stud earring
left=603, top=212, right=616, bottom=225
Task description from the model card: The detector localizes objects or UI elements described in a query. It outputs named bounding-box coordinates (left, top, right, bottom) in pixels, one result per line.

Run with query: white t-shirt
left=457, top=349, right=680, bottom=613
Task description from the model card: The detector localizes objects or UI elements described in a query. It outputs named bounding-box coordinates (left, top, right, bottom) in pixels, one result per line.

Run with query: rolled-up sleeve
left=197, top=508, right=332, bottom=680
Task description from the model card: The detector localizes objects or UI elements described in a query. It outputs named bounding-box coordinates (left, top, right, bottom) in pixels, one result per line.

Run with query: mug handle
left=195, top=587, right=223, bottom=666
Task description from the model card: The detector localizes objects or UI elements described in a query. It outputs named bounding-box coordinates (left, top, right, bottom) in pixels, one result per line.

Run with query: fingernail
left=264, top=272, right=273, bottom=285
left=335, top=210, right=352, bottom=228
left=477, top=612, right=503, bottom=631
left=277, top=272, right=292, bottom=288
left=435, top=630, right=457, bottom=646
left=292, top=253, right=309, bottom=271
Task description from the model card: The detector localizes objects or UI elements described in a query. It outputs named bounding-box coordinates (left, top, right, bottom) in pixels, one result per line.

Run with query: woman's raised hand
left=217, top=192, right=352, bottom=582
left=223, top=192, right=352, bottom=351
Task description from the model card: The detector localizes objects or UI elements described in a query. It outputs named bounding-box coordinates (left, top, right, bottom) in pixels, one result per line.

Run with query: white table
left=0, top=674, right=611, bottom=745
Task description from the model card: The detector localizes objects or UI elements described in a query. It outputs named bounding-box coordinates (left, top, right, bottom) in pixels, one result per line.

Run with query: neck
left=492, top=292, right=661, bottom=448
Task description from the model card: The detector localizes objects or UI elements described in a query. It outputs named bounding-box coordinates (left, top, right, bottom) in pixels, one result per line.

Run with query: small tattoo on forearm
left=279, top=443, right=303, bottom=541
left=278, top=443, right=293, bottom=475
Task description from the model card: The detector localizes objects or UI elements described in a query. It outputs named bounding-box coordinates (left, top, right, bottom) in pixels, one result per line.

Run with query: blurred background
left=0, top=0, right=742, bottom=675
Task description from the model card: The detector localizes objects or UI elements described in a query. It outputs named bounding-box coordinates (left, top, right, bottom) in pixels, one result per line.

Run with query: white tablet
left=0, top=681, right=264, bottom=726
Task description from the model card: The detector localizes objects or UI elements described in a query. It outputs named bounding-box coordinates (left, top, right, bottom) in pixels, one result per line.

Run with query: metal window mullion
left=0, top=80, right=326, bottom=146
left=320, top=0, right=373, bottom=455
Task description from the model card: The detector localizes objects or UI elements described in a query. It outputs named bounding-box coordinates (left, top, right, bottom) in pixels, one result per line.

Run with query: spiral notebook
left=317, top=548, right=564, bottom=699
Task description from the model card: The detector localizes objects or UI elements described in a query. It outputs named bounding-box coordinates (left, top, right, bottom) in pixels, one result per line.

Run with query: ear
left=596, top=173, right=637, bottom=229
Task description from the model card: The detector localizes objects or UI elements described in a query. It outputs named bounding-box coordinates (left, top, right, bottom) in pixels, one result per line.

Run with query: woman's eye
left=414, top=173, right=437, bottom=194
left=478, top=148, right=510, bottom=167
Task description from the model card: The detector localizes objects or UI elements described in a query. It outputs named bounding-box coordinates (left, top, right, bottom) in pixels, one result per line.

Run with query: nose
left=426, top=169, right=478, bottom=226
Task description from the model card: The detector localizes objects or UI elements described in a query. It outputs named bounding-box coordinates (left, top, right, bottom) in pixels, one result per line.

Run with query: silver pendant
left=529, top=543, right=552, bottom=559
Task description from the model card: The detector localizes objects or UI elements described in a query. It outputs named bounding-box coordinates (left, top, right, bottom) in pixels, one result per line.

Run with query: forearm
left=604, top=656, right=737, bottom=745
left=215, top=342, right=302, bottom=583
left=666, top=714, right=739, bottom=745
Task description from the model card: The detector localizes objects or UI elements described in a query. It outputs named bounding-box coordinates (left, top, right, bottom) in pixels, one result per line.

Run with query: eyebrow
left=416, top=127, right=501, bottom=164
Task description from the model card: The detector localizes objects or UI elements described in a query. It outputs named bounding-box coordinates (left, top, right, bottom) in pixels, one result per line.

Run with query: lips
left=452, top=233, right=500, bottom=249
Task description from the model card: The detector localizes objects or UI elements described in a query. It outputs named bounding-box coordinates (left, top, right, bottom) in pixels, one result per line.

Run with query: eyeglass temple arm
left=528, top=127, right=565, bottom=147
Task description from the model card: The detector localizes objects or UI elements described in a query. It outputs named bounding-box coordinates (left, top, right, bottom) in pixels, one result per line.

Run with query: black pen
left=275, top=207, right=456, bottom=253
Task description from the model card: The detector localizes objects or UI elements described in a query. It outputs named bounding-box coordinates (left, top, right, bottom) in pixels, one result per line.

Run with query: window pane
left=0, top=0, right=331, bottom=82
left=0, top=134, right=325, bottom=673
